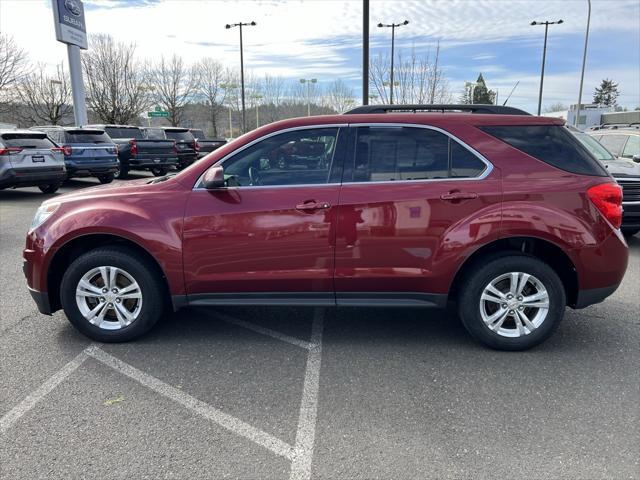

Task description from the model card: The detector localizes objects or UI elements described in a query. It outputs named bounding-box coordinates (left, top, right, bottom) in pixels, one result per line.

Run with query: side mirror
left=202, top=165, right=225, bottom=189
left=632, top=154, right=640, bottom=163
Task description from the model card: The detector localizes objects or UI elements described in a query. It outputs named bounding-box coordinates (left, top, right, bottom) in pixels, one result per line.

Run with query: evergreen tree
left=593, top=79, right=620, bottom=107
left=460, top=73, right=496, bottom=104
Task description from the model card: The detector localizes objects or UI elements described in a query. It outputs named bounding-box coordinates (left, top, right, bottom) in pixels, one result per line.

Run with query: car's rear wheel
left=97, top=173, right=114, bottom=184
left=38, top=183, right=61, bottom=194
left=150, top=167, right=168, bottom=177
left=114, top=164, right=128, bottom=179
left=60, top=246, right=165, bottom=342
left=458, top=255, right=566, bottom=351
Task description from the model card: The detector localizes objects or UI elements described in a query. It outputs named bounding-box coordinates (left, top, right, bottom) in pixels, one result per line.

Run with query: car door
left=183, top=126, right=346, bottom=303
left=334, top=125, right=502, bottom=305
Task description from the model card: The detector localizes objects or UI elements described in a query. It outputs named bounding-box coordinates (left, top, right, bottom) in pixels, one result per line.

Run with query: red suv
left=23, top=105, right=629, bottom=350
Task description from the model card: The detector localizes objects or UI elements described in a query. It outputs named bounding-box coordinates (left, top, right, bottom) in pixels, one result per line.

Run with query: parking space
left=1, top=179, right=639, bottom=479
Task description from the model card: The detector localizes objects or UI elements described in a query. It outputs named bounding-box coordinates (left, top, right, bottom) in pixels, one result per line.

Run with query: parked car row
left=0, top=125, right=226, bottom=193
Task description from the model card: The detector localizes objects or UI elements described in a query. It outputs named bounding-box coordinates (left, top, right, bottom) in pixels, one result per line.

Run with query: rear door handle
left=296, top=201, right=331, bottom=212
left=440, top=192, right=478, bottom=201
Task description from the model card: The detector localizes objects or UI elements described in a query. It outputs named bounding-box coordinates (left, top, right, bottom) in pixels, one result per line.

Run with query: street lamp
left=383, top=81, right=399, bottom=103
left=221, top=82, right=238, bottom=137
left=575, top=0, right=591, bottom=127
left=299, top=78, right=317, bottom=116
left=531, top=19, right=563, bottom=115
left=225, top=21, right=256, bottom=133
left=377, top=19, right=409, bottom=104
left=251, top=94, right=263, bottom=128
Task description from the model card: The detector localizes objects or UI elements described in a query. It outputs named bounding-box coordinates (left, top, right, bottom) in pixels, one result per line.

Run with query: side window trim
left=344, top=123, right=493, bottom=184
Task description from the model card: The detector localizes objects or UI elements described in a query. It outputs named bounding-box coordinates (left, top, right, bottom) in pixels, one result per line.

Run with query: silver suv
left=0, top=130, right=67, bottom=193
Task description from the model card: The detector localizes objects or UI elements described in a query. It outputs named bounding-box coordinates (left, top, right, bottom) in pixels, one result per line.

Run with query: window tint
left=65, top=130, right=111, bottom=143
left=352, top=126, right=486, bottom=182
left=104, top=127, right=144, bottom=139
left=621, top=135, right=639, bottom=159
left=480, top=125, right=607, bottom=176
left=223, top=128, right=339, bottom=187
left=164, top=130, right=194, bottom=142
left=143, top=128, right=166, bottom=140
left=596, top=134, right=628, bottom=157
left=0, top=133, right=55, bottom=149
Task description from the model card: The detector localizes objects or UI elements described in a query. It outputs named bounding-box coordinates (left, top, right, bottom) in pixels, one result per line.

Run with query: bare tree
left=148, top=55, right=196, bottom=126
left=0, top=33, right=30, bottom=115
left=82, top=34, right=150, bottom=124
left=325, top=79, right=355, bottom=113
left=17, top=63, right=72, bottom=125
left=195, top=58, right=226, bottom=136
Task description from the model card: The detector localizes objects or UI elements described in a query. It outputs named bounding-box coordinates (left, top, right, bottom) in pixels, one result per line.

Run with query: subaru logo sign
left=64, top=0, right=82, bottom=16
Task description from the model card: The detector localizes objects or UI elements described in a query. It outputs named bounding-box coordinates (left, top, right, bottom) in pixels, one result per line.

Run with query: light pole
left=300, top=78, right=317, bottom=116
left=377, top=20, right=409, bottom=104
left=575, top=0, right=591, bottom=127
left=221, top=82, right=238, bottom=138
left=383, top=81, right=399, bottom=103
left=531, top=19, right=563, bottom=115
left=251, top=94, right=263, bottom=128
left=225, top=21, right=256, bottom=134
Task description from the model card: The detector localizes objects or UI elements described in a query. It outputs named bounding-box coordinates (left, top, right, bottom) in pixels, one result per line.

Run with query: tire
left=60, top=246, right=165, bottom=342
left=621, top=228, right=640, bottom=237
left=38, top=183, right=61, bottom=194
left=114, top=164, right=128, bottom=179
left=97, top=173, right=114, bottom=184
left=150, top=167, right=168, bottom=177
left=457, top=254, right=566, bottom=351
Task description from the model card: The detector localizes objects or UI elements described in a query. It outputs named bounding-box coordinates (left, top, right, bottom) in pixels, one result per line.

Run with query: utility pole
left=225, top=21, right=256, bottom=133
left=377, top=20, right=409, bottom=104
left=531, top=19, right=563, bottom=115
left=363, top=0, right=369, bottom=105
left=575, top=0, right=591, bottom=127
left=300, top=78, right=317, bottom=116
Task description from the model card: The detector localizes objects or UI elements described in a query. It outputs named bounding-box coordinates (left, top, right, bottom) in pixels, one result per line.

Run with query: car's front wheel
left=458, top=255, right=566, bottom=351
left=150, top=167, right=168, bottom=177
left=97, top=173, right=114, bottom=184
left=38, top=183, right=61, bottom=194
left=60, top=246, right=165, bottom=342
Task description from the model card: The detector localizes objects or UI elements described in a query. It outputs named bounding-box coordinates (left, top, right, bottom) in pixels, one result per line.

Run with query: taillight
left=193, top=140, right=200, bottom=152
left=129, top=139, right=138, bottom=156
left=587, top=182, right=623, bottom=229
left=51, top=147, right=64, bottom=154
left=0, top=147, right=22, bottom=155
left=61, top=145, right=73, bottom=156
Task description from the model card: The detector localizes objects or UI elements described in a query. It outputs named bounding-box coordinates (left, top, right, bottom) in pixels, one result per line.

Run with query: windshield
left=66, top=130, right=111, bottom=144
left=164, top=130, right=194, bottom=142
left=0, top=133, right=55, bottom=149
left=104, top=127, right=144, bottom=139
left=190, top=129, right=204, bottom=138
left=574, top=132, right=616, bottom=161
left=144, top=128, right=166, bottom=139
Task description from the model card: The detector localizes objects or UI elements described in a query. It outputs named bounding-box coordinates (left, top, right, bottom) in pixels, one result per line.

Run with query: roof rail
left=343, top=104, right=531, bottom=116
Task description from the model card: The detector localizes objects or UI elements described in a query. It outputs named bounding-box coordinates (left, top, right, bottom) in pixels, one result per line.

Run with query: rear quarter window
left=480, top=125, right=607, bottom=176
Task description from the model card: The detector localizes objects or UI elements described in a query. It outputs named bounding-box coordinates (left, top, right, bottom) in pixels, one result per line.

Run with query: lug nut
left=507, top=294, right=513, bottom=299
left=100, top=297, right=105, bottom=302
left=112, top=288, right=118, bottom=294
left=509, top=310, right=515, bottom=315
left=518, top=306, right=524, bottom=311
left=517, top=296, right=523, bottom=301
left=501, top=303, right=507, bottom=309
left=102, top=288, right=108, bottom=293
left=108, top=303, right=112, bottom=307
left=116, top=298, right=121, bottom=303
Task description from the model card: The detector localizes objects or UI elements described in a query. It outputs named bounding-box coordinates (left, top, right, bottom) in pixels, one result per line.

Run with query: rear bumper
left=177, top=153, right=198, bottom=167
left=0, top=166, right=67, bottom=188
left=574, top=283, right=621, bottom=309
left=28, top=287, right=52, bottom=315
left=66, top=162, right=119, bottom=177
left=128, top=156, right=178, bottom=168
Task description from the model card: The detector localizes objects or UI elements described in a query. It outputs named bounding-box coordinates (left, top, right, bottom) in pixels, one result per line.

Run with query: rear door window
left=65, top=130, right=112, bottom=143
left=597, top=134, right=628, bottom=157
left=621, top=135, right=639, bottom=159
left=104, top=127, right=144, bottom=139
left=0, top=134, right=55, bottom=149
left=480, top=125, right=607, bottom=176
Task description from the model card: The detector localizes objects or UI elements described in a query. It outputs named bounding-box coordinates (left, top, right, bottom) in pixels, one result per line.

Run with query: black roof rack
left=343, top=104, right=530, bottom=116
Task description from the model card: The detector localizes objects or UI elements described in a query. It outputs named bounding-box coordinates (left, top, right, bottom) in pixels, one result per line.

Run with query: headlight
left=30, top=203, right=60, bottom=230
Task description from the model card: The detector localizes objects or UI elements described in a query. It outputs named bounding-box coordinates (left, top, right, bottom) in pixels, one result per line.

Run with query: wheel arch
left=47, top=233, right=174, bottom=313
left=449, top=236, right=579, bottom=307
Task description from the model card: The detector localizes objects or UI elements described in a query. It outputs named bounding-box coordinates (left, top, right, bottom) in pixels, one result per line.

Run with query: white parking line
left=290, top=308, right=325, bottom=480
left=85, top=345, right=296, bottom=461
left=216, top=312, right=315, bottom=350
left=0, top=350, right=89, bottom=433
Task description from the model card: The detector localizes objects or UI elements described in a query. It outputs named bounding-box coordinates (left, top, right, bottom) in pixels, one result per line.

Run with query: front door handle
left=440, top=192, right=478, bottom=201
left=296, top=200, right=331, bottom=212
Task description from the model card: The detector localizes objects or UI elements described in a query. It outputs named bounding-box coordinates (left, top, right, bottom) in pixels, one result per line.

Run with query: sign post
left=52, top=0, right=88, bottom=126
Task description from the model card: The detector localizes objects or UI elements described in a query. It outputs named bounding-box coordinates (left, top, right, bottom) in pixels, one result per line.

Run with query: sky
left=0, top=0, right=638, bottom=113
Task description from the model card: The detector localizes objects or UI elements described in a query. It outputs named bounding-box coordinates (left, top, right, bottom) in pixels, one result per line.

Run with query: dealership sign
left=52, top=0, right=88, bottom=49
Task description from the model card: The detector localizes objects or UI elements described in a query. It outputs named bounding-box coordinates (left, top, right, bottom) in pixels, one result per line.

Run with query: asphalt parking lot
left=1, top=174, right=639, bottom=480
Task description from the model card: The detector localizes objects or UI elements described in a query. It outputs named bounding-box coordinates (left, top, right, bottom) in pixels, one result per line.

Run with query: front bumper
left=0, top=166, right=67, bottom=189
left=28, top=286, right=52, bottom=315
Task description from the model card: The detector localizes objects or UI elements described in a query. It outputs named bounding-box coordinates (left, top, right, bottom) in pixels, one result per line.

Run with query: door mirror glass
left=202, top=165, right=225, bottom=189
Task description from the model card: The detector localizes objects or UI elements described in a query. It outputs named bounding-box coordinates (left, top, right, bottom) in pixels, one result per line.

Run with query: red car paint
left=24, top=113, right=628, bottom=314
